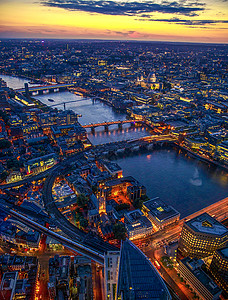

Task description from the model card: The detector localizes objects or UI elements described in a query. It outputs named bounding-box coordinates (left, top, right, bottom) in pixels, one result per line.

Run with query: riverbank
left=178, top=144, right=228, bottom=172
left=112, top=147, right=228, bottom=217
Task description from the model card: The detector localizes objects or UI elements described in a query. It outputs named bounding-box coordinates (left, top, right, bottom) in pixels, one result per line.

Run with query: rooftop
left=217, top=246, right=228, bottom=259
left=117, top=239, right=171, bottom=299
left=143, top=197, right=180, bottom=222
left=181, top=257, right=221, bottom=296
left=186, top=213, right=228, bottom=236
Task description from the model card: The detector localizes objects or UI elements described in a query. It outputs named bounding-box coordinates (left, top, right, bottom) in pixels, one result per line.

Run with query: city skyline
left=0, top=0, right=228, bottom=43
left=0, top=37, right=227, bottom=299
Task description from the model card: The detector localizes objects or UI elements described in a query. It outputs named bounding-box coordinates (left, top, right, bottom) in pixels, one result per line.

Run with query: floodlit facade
left=142, top=197, right=180, bottom=230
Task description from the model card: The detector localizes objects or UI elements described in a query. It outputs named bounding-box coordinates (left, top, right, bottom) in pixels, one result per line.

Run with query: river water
left=0, top=74, right=39, bottom=89
left=111, top=150, right=228, bottom=217
left=34, top=91, right=151, bottom=144
left=1, top=74, right=228, bottom=217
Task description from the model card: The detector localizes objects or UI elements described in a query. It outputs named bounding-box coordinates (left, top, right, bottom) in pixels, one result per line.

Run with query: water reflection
left=112, top=149, right=228, bottom=217
left=87, top=126, right=150, bottom=145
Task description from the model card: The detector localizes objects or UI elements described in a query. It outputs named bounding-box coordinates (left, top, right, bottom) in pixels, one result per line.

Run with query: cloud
left=139, top=17, right=228, bottom=26
left=41, top=0, right=205, bottom=16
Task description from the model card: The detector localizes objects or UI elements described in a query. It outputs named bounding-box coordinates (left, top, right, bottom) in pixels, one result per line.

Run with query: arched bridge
left=82, top=120, right=145, bottom=131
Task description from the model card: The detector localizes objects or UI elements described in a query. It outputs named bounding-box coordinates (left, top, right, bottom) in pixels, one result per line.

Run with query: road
left=134, top=197, right=228, bottom=299
left=3, top=207, right=105, bottom=264
left=92, top=264, right=104, bottom=300
left=145, top=247, right=188, bottom=300
left=42, top=168, right=117, bottom=254
left=144, top=196, right=228, bottom=247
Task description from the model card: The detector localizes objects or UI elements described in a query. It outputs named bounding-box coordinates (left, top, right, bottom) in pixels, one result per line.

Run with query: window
left=107, top=271, right=111, bottom=281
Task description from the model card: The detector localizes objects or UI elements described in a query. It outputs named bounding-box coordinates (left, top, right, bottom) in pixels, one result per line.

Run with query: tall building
left=178, top=213, right=228, bottom=259
left=210, top=246, right=228, bottom=296
left=104, top=251, right=120, bottom=300
left=116, top=239, right=171, bottom=299
left=178, top=257, right=221, bottom=300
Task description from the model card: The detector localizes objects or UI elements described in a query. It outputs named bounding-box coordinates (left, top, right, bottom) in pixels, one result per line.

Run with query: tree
left=113, top=222, right=127, bottom=241
left=77, top=193, right=89, bottom=208
left=7, top=158, right=22, bottom=171
left=0, top=139, right=11, bottom=149
left=0, top=170, right=9, bottom=182
left=79, top=217, right=88, bottom=229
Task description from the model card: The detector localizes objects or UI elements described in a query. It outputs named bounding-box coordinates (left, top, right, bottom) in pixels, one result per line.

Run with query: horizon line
left=0, top=37, right=227, bottom=46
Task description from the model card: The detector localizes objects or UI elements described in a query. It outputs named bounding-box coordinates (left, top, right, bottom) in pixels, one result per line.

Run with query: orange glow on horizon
left=0, top=0, right=227, bottom=43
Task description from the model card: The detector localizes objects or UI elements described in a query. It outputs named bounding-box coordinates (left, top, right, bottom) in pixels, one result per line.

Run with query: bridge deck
left=82, top=120, right=144, bottom=128
left=16, top=83, right=74, bottom=92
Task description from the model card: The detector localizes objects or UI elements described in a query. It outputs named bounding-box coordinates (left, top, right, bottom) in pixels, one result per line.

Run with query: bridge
left=3, top=208, right=105, bottom=264
left=49, top=99, right=90, bottom=110
left=16, top=83, right=74, bottom=96
left=83, top=120, right=145, bottom=132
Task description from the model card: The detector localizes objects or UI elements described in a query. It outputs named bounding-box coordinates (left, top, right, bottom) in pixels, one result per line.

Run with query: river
left=1, top=74, right=228, bottom=217
left=34, top=92, right=151, bottom=144
left=111, top=149, right=228, bottom=217
left=0, top=74, right=39, bottom=89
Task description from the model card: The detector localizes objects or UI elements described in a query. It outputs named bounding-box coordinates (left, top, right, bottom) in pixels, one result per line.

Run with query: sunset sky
left=0, top=0, right=227, bottom=43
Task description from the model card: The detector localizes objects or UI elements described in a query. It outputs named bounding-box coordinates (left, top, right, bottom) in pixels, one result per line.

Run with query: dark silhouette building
left=116, top=239, right=171, bottom=299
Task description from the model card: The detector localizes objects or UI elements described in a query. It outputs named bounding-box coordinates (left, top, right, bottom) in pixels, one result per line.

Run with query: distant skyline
left=0, top=0, right=228, bottom=43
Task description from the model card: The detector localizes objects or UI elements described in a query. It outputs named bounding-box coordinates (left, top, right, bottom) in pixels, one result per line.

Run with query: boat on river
left=48, top=99, right=55, bottom=102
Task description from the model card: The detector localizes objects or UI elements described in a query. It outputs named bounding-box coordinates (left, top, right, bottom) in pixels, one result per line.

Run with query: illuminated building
left=178, top=257, right=221, bottom=300
left=6, top=171, right=22, bottom=183
left=216, top=141, right=228, bottom=164
left=51, top=124, right=87, bottom=141
left=25, top=153, right=57, bottom=175
left=142, top=197, right=180, bottom=230
left=124, top=209, right=153, bottom=240
left=14, top=93, right=34, bottom=106
left=0, top=255, right=39, bottom=300
left=116, top=239, right=171, bottom=299
left=99, top=196, right=106, bottom=214
left=96, top=159, right=123, bottom=179
left=104, top=251, right=120, bottom=300
left=127, top=184, right=146, bottom=203
left=210, top=246, right=228, bottom=295
left=178, top=213, right=228, bottom=259
left=131, top=93, right=153, bottom=105
left=103, top=176, right=146, bottom=202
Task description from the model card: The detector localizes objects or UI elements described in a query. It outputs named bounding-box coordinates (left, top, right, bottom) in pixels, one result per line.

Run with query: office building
left=210, top=246, right=228, bottom=295
left=124, top=209, right=153, bottom=240
left=178, top=213, right=228, bottom=259
left=104, top=251, right=120, bottom=300
left=178, top=257, right=221, bottom=300
left=142, top=197, right=180, bottom=230
left=116, top=239, right=171, bottom=299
